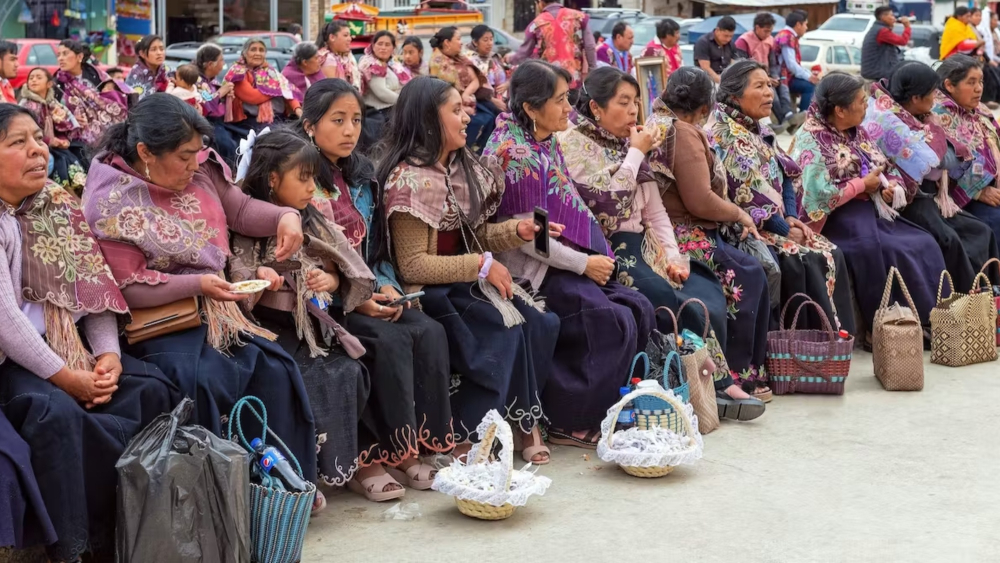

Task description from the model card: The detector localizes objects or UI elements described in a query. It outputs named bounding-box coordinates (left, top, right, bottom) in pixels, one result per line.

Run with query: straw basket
left=597, top=387, right=703, bottom=478
left=431, top=410, right=550, bottom=521
left=766, top=293, right=853, bottom=395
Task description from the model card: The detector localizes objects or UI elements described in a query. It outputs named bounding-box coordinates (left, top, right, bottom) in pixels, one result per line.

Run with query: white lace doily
left=432, top=410, right=551, bottom=507
left=597, top=386, right=704, bottom=468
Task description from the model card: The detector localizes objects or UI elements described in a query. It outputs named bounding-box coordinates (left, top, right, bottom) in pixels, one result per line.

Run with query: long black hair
left=888, top=61, right=939, bottom=105
left=135, top=34, right=163, bottom=65
left=0, top=105, right=40, bottom=142
left=662, top=66, right=713, bottom=114
left=95, top=93, right=213, bottom=164
left=242, top=128, right=322, bottom=205
left=374, top=76, right=488, bottom=229
left=292, top=78, right=387, bottom=262
left=716, top=59, right=768, bottom=106
left=508, top=60, right=571, bottom=131
left=576, top=66, right=639, bottom=120
left=315, top=21, right=350, bottom=49
left=429, top=26, right=459, bottom=51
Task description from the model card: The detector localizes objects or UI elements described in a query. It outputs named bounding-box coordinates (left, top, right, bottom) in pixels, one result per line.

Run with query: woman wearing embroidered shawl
left=484, top=61, right=654, bottom=449
left=19, top=67, right=87, bottom=195
left=711, top=61, right=856, bottom=346
left=863, top=61, right=999, bottom=291
left=359, top=32, right=414, bottom=153
left=931, top=55, right=1000, bottom=245
left=645, top=67, right=771, bottom=406
left=0, top=105, right=174, bottom=562
left=382, top=76, right=560, bottom=466
left=81, top=94, right=320, bottom=497
left=429, top=26, right=498, bottom=152
left=790, top=73, right=946, bottom=334
left=54, top=39, right=128, bottom=147
left=125, top=34, right=171, bottom=100
left=223, top=38, right=302, bottom=138
left=316, top=21, right=363, bottom=91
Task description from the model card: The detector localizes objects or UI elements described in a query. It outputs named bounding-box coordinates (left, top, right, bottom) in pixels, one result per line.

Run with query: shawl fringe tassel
left=873, top=184, right=907, bottom=221
left=936, top=171, right=960, bottom=218
left=477, top=279, right=546, bottom=328
left=44, top=303, right=94, bottom=371
left=641, top=226, right=675, bottom=285
left=203, top=298, right=276, bottom=354
left=294, top=261, right=333, bottom=359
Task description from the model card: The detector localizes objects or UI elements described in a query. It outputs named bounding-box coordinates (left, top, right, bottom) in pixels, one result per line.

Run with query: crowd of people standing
left=3, top=1, right=1000, bottom=560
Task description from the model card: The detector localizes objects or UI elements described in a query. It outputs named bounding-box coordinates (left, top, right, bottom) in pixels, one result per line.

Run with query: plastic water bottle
left=837, top=329, right=851, bottom=342
left=250, top=438, right=309, bottom=492
left=616, top=386, right=635, bottom=432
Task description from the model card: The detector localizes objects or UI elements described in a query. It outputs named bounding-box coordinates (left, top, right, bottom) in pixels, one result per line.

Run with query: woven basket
left=630, top=307, right=689, bottom=432
left=675, top=299, right=719, bottom=433
left=603, top=387, right=701, bottom=478
left=456, top=418, right=516, bottom=520
left=977, top=258, right=1000, bottom=346
left=766, top=293, right=853, bottom=395
left=872, top=267, right=923, bottom=391
left=931, top=271, right=998, bottom=367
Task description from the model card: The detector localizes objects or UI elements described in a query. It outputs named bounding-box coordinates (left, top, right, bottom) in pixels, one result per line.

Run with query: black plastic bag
left=116, top=398, right=251, bottom=563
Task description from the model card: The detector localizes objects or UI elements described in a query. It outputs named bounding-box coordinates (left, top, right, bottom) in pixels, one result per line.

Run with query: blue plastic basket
left=628, top=351, right=689, bottom=433
left=228, top=396, right=315, bottom=563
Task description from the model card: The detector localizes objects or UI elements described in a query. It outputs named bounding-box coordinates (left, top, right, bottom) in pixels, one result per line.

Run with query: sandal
left=547, top=428, right=600, bottom=450
left=385, top=463, right=437, bottom=490
left=346, top=473, right=406, bottom=502
left=512, top=427, right=551, bottom=465
left=752, top=386, right=773, bottom=403
left=312, top=490, right=327, bottom=514
left=716, top=390, right=766, bottom=421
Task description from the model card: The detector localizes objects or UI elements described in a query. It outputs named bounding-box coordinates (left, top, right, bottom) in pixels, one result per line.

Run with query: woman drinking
left=381, top=77, right=561, bottom=464
left=125, top=34, right=170, bottom=100
left=484, top=61, right=655, bottom=447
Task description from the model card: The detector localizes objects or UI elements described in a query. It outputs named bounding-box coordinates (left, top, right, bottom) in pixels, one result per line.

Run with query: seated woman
left=81, top=94, right=319, bottom=501
left=223, top=38, right=301, bottom=138
left=429, top=26, right=497, bottom=152
left=941, top=8, right=983, bottom=60
left=290, top=79, right=454, bottom=499
left=0, top=105, right=173, bottom=561
left=282, top=42, right=325, bottom=103
left=359, top=31, right=413, bottom=152
left=1, top=410, right=56, bottom=556
left=484, top=61, right=654, bottom=447
left=712, top=61, right=856, bottom=338
left=381, top=76, right=560, bottom=464
left=791, top=73, right=948, bottom=332
left=401, top=36, right=427, bottom=78
left=54, top=39, right=128, bottom=147
left=316, top=21, right=362, bottom=91
left=864, top=60, right=999, bottom=290
left=193, top=44, right=237, bottom=166
left=18, top=67, right=87, bottom=195
left=932, top=55, right=1000, bottom=245
left=125, top=34, right=170, bottom=100
left=466, top=24, right=509, bottom=114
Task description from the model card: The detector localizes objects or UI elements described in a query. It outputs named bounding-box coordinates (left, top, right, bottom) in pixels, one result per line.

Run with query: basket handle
left=604, top=387, right=697, bottom=450
left=970, top=271, right=992, bottom=294
left=663, top=350, right=686, bottom=387
left=979, top=257, right=1000, bottom=282
left=676, top=298, right=710, bottom=340
left=779, top=292, right=813, bottom=330
left=467, top=414, right=513, bottom=493
left=626, top=351, right=650, bottom=387
left=788, top=297, right=835, bottom=339
left=937, top=269, right=955, bottom=304
left=879, top=267, right=918, bottom=313
left=654, top=306, right=680, bottom=338
left=226, top=395, right=305, bottom=479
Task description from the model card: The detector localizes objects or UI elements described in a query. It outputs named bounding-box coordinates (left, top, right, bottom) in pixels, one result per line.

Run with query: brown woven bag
left=873, top=267, right=923, bottom=391
left=930, top=271, right=998, bottom=367
left=676, top=299, right=720, bottom=434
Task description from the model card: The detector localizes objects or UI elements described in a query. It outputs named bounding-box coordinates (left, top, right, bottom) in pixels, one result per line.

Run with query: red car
left=10, top=39, right=125, bottom=89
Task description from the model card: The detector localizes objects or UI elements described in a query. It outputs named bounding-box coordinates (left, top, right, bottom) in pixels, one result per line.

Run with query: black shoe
left=716, top=391, right=766, bottom=422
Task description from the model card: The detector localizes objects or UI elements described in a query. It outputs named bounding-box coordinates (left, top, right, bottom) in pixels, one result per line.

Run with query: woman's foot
left=312, top=489, right=327, bottom=514
left=451, top=442, right=473, bottom=462
left=516, top=426, right=550, bottom=465
left=385, top=457, right=438, bottom=490
left=717, top=384, right=765, bottom=421
left=346, top=463, right=405, bottom=502
left=547, top=427, right=601, bottom=450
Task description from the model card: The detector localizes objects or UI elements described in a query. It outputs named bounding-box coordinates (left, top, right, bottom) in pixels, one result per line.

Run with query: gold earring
left=532, top=118, right=536, bottom=132
left=144, top=162, right=150, bottom=179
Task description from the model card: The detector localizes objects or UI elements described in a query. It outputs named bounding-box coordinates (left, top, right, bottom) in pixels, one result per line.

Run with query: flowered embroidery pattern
left=932, top=89, right=1000, bottom=202
left=673, top=224, right=741, bottom=318
left=527, top=7, right=586, bottom=87
left=56, top=66, right=127, bottom=146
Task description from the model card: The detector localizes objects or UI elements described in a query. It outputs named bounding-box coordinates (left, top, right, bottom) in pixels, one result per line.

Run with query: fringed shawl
left=319, top=48, right=362, bottom=91
left=710, top=102, right=801, bottom=224
left=931, top=89, right=1000, bottom=204
left=484, top=113, right=610, bottom=256
left=6, top=183, right=127, bottom=370
left=223, top=57, right=297, bottom=124
left=55, top=64, right=127, bottom=146
left=311, top=165, right=368, bottom=249
left=790, top=103, right=910, bottom=223
left=280, top=60, right=324, bottom=103
left=18, top=85, right=78, bottom=146
left=358, top=44, right=413, bottom=95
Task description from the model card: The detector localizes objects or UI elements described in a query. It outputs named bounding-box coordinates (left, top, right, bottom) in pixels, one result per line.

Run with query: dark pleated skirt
left=0, top=356, right=175, bottom=561
left=256, top=308, right=368, bottom=487
left=904, top=187, right=999, bottom=290
left=822, top=198, right=947, bottom=330
left=767, top=237, right=857, bottom=337
left=207, top=117, right=239, bottom=169
left=419, top=281, right=559, bottom=441
left=124, top=324, right=318, bottom=483
left=964, top=200, right=1000, bottom=251
left=538, top=269, right=655, bottom=432
left=345, top=308, right=455, bottom=466
left=0, top=410, right=56, bottom=551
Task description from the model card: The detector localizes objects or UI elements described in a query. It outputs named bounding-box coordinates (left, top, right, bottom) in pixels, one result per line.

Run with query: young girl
left=18, top=67, right=86, bottom=193
left=296, top=78, right=454, bottom=501
left=229, top=129, right=373, bottom=506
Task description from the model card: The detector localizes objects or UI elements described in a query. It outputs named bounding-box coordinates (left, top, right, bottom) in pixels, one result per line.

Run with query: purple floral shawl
left=280, top=60, right=324, bottom=103
left=224, top=57, right=296, bottom=100
left=125, top=59, right=171, bottom=100
left=484, top=113, right=611, bottom=256
left=55, top=64, right=128, bottom=146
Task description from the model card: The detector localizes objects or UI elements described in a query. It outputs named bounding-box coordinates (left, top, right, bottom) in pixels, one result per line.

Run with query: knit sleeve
left=0, top=243, right=65, bottom=379
left=475, top=218, right=526, bottom=253
left=390, top=213, right=480, bottom=285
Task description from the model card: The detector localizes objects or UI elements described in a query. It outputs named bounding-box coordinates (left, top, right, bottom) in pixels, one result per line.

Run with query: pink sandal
left=385, top=463, right=437, bottom=490
left=513, top=428, right=551, bottom=465
left=347, top=473, right=405, bottom=502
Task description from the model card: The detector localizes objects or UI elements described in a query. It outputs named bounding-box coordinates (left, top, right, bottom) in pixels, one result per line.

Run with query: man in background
left=775, top=10, right=818, bottom=113
left=597, top=21, right=635, bottom=73
left=694, top=16, right=735, bottom=83
left=735, top=13, right=795, bottom=132
left=641, top=18, right=682, bottom=77
left=861, top=6, right=910, bottom=81
left=509, top=0, right=597, bottom=91
left=0, top=41, right=18, bottom=103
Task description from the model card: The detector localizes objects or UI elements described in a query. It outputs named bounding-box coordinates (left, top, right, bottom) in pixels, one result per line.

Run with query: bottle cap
left=838, top=329, right=850, bottom=339
left=630, top=377, right=641, bottom=385
left=619, top=386, right=631, bottom=396
left=636, top=380, right=661, bottom=389
left=250, top=437, right=263, bottom=450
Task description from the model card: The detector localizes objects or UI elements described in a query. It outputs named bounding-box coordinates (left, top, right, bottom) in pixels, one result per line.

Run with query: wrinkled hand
left=629, top=125, right=657, bottom=154
left=736, top=209, right=761, bottom=240
left=666, top=263, right=689, bottom=284
left=275, top=213, right=304, bottom=262
left=200, top=274, right=246, bottom=301
left=584, top=255, right=615, bottom=286
left=256, top=266, right=283, bottom=291
left=356, top=293, right=399, bottom=320
left=881, top=187, right=895, bottom=204
left=306, top=269, right=339, bottom=294
left=980, top=186, right=1000, bottom=207
left=50, top=366, right=118, bottom=409
left=217, top=82, right=234, bottom=97
left=785, top=216, right=814, bottom=243
left=863, top=166, right=884, bottom=193
left=379, top=285, right=406, bottom=321
left=485, top=260, right=514, bottom=299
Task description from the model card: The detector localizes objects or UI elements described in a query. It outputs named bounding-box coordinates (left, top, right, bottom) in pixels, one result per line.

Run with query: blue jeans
left=789, top=77, right=815, bottom=111
left=466, top=101, right=498, bottom=153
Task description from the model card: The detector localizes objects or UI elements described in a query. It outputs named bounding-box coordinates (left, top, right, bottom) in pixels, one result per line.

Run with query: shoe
left=385, top=462, right=437, bottom=490
left=547, top=428, right=601, bottom=450
left=512, top=427, right=551, bottom=465
left=347, top=472, right=406, bottom=502
left=788, top=111, right=807, bottom=127
left=312, top=490, right=327, bottom=514
left=716, top=391, right=766, bottom=421
left=752, top=386, right=773, bottom=403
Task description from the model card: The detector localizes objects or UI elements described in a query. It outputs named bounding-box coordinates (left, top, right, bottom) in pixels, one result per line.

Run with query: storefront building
left=153, top=0, right=311, bottom=44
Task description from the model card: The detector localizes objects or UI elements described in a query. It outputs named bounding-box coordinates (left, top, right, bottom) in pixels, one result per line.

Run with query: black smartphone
left=533, top=206, right=549, bottom=258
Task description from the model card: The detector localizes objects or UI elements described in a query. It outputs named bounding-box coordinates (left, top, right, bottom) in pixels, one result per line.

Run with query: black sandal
left=716, top=391, right=766, bottom=422
left=547, top=428, right=601, bottom=449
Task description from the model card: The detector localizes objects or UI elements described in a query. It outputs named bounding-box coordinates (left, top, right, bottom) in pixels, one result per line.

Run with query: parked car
left=630, top=17, right=666, bottom=58
left=210, top=31, right=300, bottom=52
left=802, top=13, right=874, bottom=47
left=799, top=39, right=861, bottom=75
left=678, top=18, right=702, bottom=44
left=583, top=8, right=650, bottom=35
left=165, top=47, right=292, bottom=74
left=11, top=38, right=123, bottom=89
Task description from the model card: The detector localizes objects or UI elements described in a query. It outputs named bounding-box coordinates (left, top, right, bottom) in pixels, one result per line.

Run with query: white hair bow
left=235, top=126, right=271, bottom=183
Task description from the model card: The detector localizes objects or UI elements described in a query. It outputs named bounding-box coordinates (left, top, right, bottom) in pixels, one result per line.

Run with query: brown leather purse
left=125, top=297, right=203, bottom=345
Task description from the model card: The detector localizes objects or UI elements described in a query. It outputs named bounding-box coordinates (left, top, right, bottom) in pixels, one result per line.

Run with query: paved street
left=304, top=350, right=1000, bottom=562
